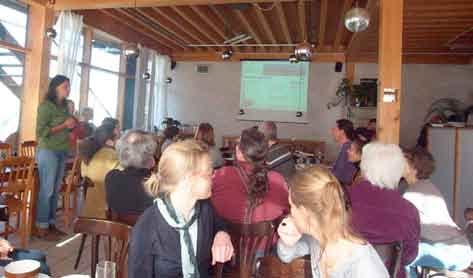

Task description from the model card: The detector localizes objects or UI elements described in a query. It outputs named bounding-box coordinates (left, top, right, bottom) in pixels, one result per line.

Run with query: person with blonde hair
left=277, top=166, right=388, bottom=277
left=348, top=142, right=420, bottom=278
left=194, top=123, right=224, bottom=169
left=128, top=140, right=234, bottom=278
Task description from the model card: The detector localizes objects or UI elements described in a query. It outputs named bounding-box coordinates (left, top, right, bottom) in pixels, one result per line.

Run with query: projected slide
left=239, top=61, right=309, bottom=123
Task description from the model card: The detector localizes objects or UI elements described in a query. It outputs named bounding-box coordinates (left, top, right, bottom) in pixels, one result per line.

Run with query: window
left=0, top=1, right=28, bottom=47
left=91, top=39, right=120, bottom=71
left=88, top=69, right=119, bottom=127
left=0, top=47, right=24, bottom=140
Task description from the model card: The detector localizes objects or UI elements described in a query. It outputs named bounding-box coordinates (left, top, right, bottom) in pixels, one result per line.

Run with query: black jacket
left=128, top=200, right=226, bottom=278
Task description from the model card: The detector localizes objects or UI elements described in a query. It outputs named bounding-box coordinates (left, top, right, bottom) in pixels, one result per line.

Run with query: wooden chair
left=73, top=217, right=132, bottom=278
left=19, top=141, right=37, bottom=158
left=0, top=156, right=36, bottom=247
left=58, top=156, right=82, bottom=227
left=0, top=143, right=12, bottom=160
left=258, top=255, right=312, bottom=278
left=372, top=242, right=403, bottom=278
left=216, top=217, right=283, bottom=278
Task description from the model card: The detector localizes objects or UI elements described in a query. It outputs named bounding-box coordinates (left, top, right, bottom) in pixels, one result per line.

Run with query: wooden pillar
left=20, top=3, right=54, bottom=143
left=346, top=62, right=355, bottom=83
left=376, top=0, right=404, bottom=144
left=116, top=45, right=127, bottom=128
left=79, top=27, right=93, bottom=111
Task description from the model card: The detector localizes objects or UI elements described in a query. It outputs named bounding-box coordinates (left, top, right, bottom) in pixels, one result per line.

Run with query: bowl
left=4, top=260, right=40, bottom=278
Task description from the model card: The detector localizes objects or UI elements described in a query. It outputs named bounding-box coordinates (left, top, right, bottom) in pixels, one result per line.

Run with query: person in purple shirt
left=348, top=142, right=421, bottom=278
left=331, top=119, right=357, bottom=186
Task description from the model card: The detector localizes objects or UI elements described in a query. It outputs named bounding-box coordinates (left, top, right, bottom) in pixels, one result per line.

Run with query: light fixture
left=289, top=54, right=299, bottom=64
left=45, top=27, right=57, bottom=39
left=124, top=43, right=140, bottom=58
left=165, top=77, right=173, bottom=84
left=143, top=72, right=151, bottom=80
left=221, top=49, right=233, bottom=60
left=294, top=42, right=314, bottom=61
left=344, top=6, right=370, bottom=33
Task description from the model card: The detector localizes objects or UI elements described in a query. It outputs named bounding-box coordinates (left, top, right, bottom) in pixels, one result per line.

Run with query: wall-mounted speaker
left=335, top=62, right=343, bottom=72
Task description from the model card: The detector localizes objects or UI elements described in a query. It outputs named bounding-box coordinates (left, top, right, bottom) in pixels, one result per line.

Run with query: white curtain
left=56, top=11, right=83, bottom=85
left=153, top=54, right=171, bottom=131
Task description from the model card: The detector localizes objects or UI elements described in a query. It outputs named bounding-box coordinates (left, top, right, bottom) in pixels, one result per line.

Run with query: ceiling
left=69, top=0, right=473, bottom=63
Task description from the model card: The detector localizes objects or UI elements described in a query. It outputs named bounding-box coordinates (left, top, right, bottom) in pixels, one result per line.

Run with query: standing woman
left=35, top=75, right=76, bottom=239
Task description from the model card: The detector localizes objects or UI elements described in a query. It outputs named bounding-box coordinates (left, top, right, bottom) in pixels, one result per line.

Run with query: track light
left=289, top=54, right=299, bottom=63
left=143, top=72, right=151, bottom=80
left=221, top=49, right=233, bottom=60
left=45, top=27, right=57, bottom=39
left=165, top=77, right=173, bottom=84
left=124, top=43, right=140, bottom=58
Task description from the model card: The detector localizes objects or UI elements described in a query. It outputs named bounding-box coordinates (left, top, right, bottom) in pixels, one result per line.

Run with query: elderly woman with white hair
left=105, top=129, right=157, bottom=215
left=347, top=142, right=421, bottom=278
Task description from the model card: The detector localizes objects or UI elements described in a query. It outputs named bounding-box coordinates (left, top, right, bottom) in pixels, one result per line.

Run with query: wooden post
left=376, top=0, right=404, bottom=144
left=116, top=45, right=127, bottom=128
left=20, top=3, right=54, bottom=143
left=79, top=27, right=93, bottom=111
left=346, top=62, right=355, bottom=83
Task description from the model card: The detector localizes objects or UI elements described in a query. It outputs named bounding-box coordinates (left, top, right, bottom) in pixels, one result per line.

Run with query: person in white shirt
left=403, top=148, right=472, bottom=277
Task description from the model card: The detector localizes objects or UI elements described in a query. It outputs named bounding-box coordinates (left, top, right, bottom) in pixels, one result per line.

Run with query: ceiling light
left=294, top=42, right=314, bottom=61
left=124, top=43, right=140, bottom=58
left=45, top=27, right=57, bottom=39
left=142, top=72, right=151, bottom=80
left=221, top=49, right=233, bottom=60
left=289, top=54, right=299, bottom=63
left=344, top=7, right=370, bottom=33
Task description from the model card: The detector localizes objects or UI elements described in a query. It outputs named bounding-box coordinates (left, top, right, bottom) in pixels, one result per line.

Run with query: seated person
left=194, top=123, right=224, bottom=169
left=346, top=131, right=371, bottom=185
left=0, top=238, right=50, bottom=275
left=128, top=140, right=233, bottom=277
left=78, top=122, right=120, bottom=218
left=161, top=126, right=179, bottom=153
left=79, top=107, right=96, bottom=137
left=331, top=119, right=357, bottom=186
left=348, top=142, right=420, bottom=278
left=260, top=121, right=295, bottom=181
left=212, top=127, right=289, bottom=225
left=403, top=148, right=472, bottom=277
left=277, top=166, right=388, bottom=278
left=105, top=130, right=156, bottom=215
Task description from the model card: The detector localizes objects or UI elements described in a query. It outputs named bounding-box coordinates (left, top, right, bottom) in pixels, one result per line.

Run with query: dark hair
left=78, top=125, right=117, bottom=164
left=238, top=127, right=269, bottom=219
left=404, top=147, right=435, bottom=179
left=101, top=117, right=119, bottom=129
left=194, top=123, right=215, bottom=146
left=46, top=75, right=70, bottom=106
left=163, top=126, right=179, bottom=140
left=336, top=119, right=355, bottom=141
left=351, top=131, right=371, bottom=155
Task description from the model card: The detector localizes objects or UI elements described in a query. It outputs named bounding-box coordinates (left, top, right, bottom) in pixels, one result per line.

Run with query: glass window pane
left=50, top=32, right=84, bottom=62
left=91, top=39, right=120, bottom=72
left=0, top=47, right=24, bottom=140
left=0, top=1, right=28, bottom=47
left=88, top=69, right=118, bottom=126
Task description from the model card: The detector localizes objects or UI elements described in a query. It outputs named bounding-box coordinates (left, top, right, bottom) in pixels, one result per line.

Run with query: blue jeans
left=406, top=241, right=473, bottom=278
left=36, top=149, right=67, bottom=229
left=0, top=249, right=51, bottom=275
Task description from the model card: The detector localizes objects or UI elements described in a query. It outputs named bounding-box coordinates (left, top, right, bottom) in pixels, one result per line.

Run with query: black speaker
left=171, top=60, right=177, bottom=71
left=335, top=62, right=343, bottom=72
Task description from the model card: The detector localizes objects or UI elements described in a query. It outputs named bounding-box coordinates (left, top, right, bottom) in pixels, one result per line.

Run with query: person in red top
left=66, top=100, right=87, bottom=156
left=211, top=127, right=289, bottom=226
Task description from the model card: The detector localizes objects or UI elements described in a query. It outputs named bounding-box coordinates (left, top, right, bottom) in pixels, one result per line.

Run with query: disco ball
left=124, top=44, right=140, bottom=58
left=344, top=7, right=370, bottom=33
left=294, top=42, right=313, bottom=61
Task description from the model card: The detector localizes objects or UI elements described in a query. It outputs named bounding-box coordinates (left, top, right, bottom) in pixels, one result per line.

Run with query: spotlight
left=294, top=42, right=314, bottom=61
left=221, top=49, right=233, bottom=60
left=344, top=7, right=370, bottom=33
left=165, top=77, right=173, bottom=84
left=45, top=27, right=57, bottom=39
left=124, top=43, right=140, bottom=58
left=289, top=54, right=299, bottom=64
left=142, top=72, right=151, bottom=80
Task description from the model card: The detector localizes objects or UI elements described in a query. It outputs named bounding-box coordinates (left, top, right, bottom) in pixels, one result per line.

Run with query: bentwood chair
left=58, top=156, right=82, bottom=227
left=0, top=143, right=12, bottom=160
left=216, top=217, right=284, bottom=278
left=372, top=242, right=403, bottom=278
left=19, top=141, right=37, bottom=158
left=0, top=156, right=36, bottom=247
left=73, top=217, right=132, bottom=278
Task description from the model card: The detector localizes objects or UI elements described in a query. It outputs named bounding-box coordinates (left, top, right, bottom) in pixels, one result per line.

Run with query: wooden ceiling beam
left=253, top=3, right=277, bottom=44
left=275, top=2, right=292, bottom=44
left=334, top=0, right=354, bottom=50
left=113, top=8, right=186, bottom=51
left=297, top=0, right=307, bottom=42
left=317, top=0, right=328, bottom=49
left=234, top=9, right=264, bottom=51
left=191, top=6, right=225, bottom=41
left=152, top=7, right=216, bottom=51
left=171, top=6, right=221, bottom=49
left=52, top=0, right=302, bottom=10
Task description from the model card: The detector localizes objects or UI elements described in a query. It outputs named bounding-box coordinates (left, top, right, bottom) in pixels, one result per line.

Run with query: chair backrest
left=0, top=143, right=12, bottom=159
left=108, top=210, right=141, bottom=227
left=372, top=242, right=403, bottom=278
left=258, top=255, right=312, bottom=278
left=65, top=156, right=82, bottom=191
left=0, top=156, right=35, bottom=193
left=73, top=217, right=132, bottom=278
left=19, top=141, right=37, bottom=158
left=224, top=217, right=283, bottom=278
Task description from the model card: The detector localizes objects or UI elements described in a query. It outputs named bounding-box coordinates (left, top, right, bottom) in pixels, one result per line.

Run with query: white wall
left=356, top=63, right=473, bottom=147
left=167, top=62, right=345, bottom=160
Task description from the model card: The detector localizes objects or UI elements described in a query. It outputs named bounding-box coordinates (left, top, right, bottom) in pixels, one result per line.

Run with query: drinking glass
left=95, top=261, right=116, bottom=278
